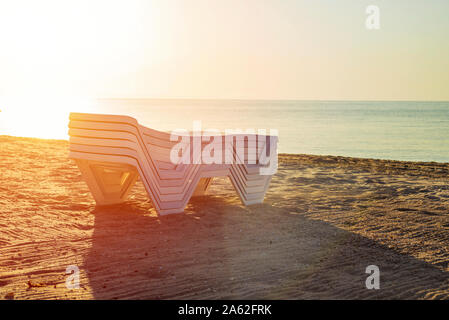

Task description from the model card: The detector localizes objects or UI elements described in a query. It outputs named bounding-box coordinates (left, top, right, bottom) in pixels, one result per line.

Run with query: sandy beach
left=0, top=135, right=448, bottom=300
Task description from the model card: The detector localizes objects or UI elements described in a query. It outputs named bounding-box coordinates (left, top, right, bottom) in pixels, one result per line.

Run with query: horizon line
left=96, top=97, right=449, bottom=103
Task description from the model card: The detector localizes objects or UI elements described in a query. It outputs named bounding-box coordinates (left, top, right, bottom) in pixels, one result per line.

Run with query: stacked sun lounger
left=68, top=113, right=278, bottom=215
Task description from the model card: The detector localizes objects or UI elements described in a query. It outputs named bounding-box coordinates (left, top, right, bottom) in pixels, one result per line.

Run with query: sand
left=0, top=135, right=448, bottom=300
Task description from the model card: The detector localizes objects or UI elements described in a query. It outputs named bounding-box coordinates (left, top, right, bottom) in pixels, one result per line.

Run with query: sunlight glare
left=0, top=96, right=97, bottom=139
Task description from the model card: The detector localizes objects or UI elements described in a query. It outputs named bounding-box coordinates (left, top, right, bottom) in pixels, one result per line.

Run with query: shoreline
left=0, top=135, right=448, bottom=299
left=2, top=134, right=449, bottom=167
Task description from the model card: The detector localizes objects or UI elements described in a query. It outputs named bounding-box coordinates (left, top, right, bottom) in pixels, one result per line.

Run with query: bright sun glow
left=0, top=96, right=97, bottom=139
left=0, top=0, right=150, bottom=139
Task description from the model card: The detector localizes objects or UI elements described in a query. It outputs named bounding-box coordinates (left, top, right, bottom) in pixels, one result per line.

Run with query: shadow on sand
left=84, top=197, right=448, bottom=299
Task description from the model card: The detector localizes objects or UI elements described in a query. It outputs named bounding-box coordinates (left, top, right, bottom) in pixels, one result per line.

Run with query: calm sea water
left=1, top=99, right=449, bottom=162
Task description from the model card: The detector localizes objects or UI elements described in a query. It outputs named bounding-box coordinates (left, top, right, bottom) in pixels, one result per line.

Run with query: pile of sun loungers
left=68, top=113, right=278, bottom=215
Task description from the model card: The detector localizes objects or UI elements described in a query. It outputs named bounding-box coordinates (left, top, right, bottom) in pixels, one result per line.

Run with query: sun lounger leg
left=75, top=159, right=138, bottom=205
left=192, top=177, right=213, bottom=197
left=229, top=166, right=273, bottom=206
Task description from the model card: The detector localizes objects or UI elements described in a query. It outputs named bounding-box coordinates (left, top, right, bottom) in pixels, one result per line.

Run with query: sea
left=1, top=99, right=448, bottom=163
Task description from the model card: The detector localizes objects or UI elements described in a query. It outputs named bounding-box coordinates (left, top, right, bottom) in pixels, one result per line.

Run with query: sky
left=0, top=0, right=448, bottom=100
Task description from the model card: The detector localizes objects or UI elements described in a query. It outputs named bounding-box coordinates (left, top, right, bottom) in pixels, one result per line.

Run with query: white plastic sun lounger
left=68, top=112, right=278, bottom=215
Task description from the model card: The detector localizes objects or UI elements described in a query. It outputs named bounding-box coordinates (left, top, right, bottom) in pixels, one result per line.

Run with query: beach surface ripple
left=0, top=136, right=448, bottom=299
